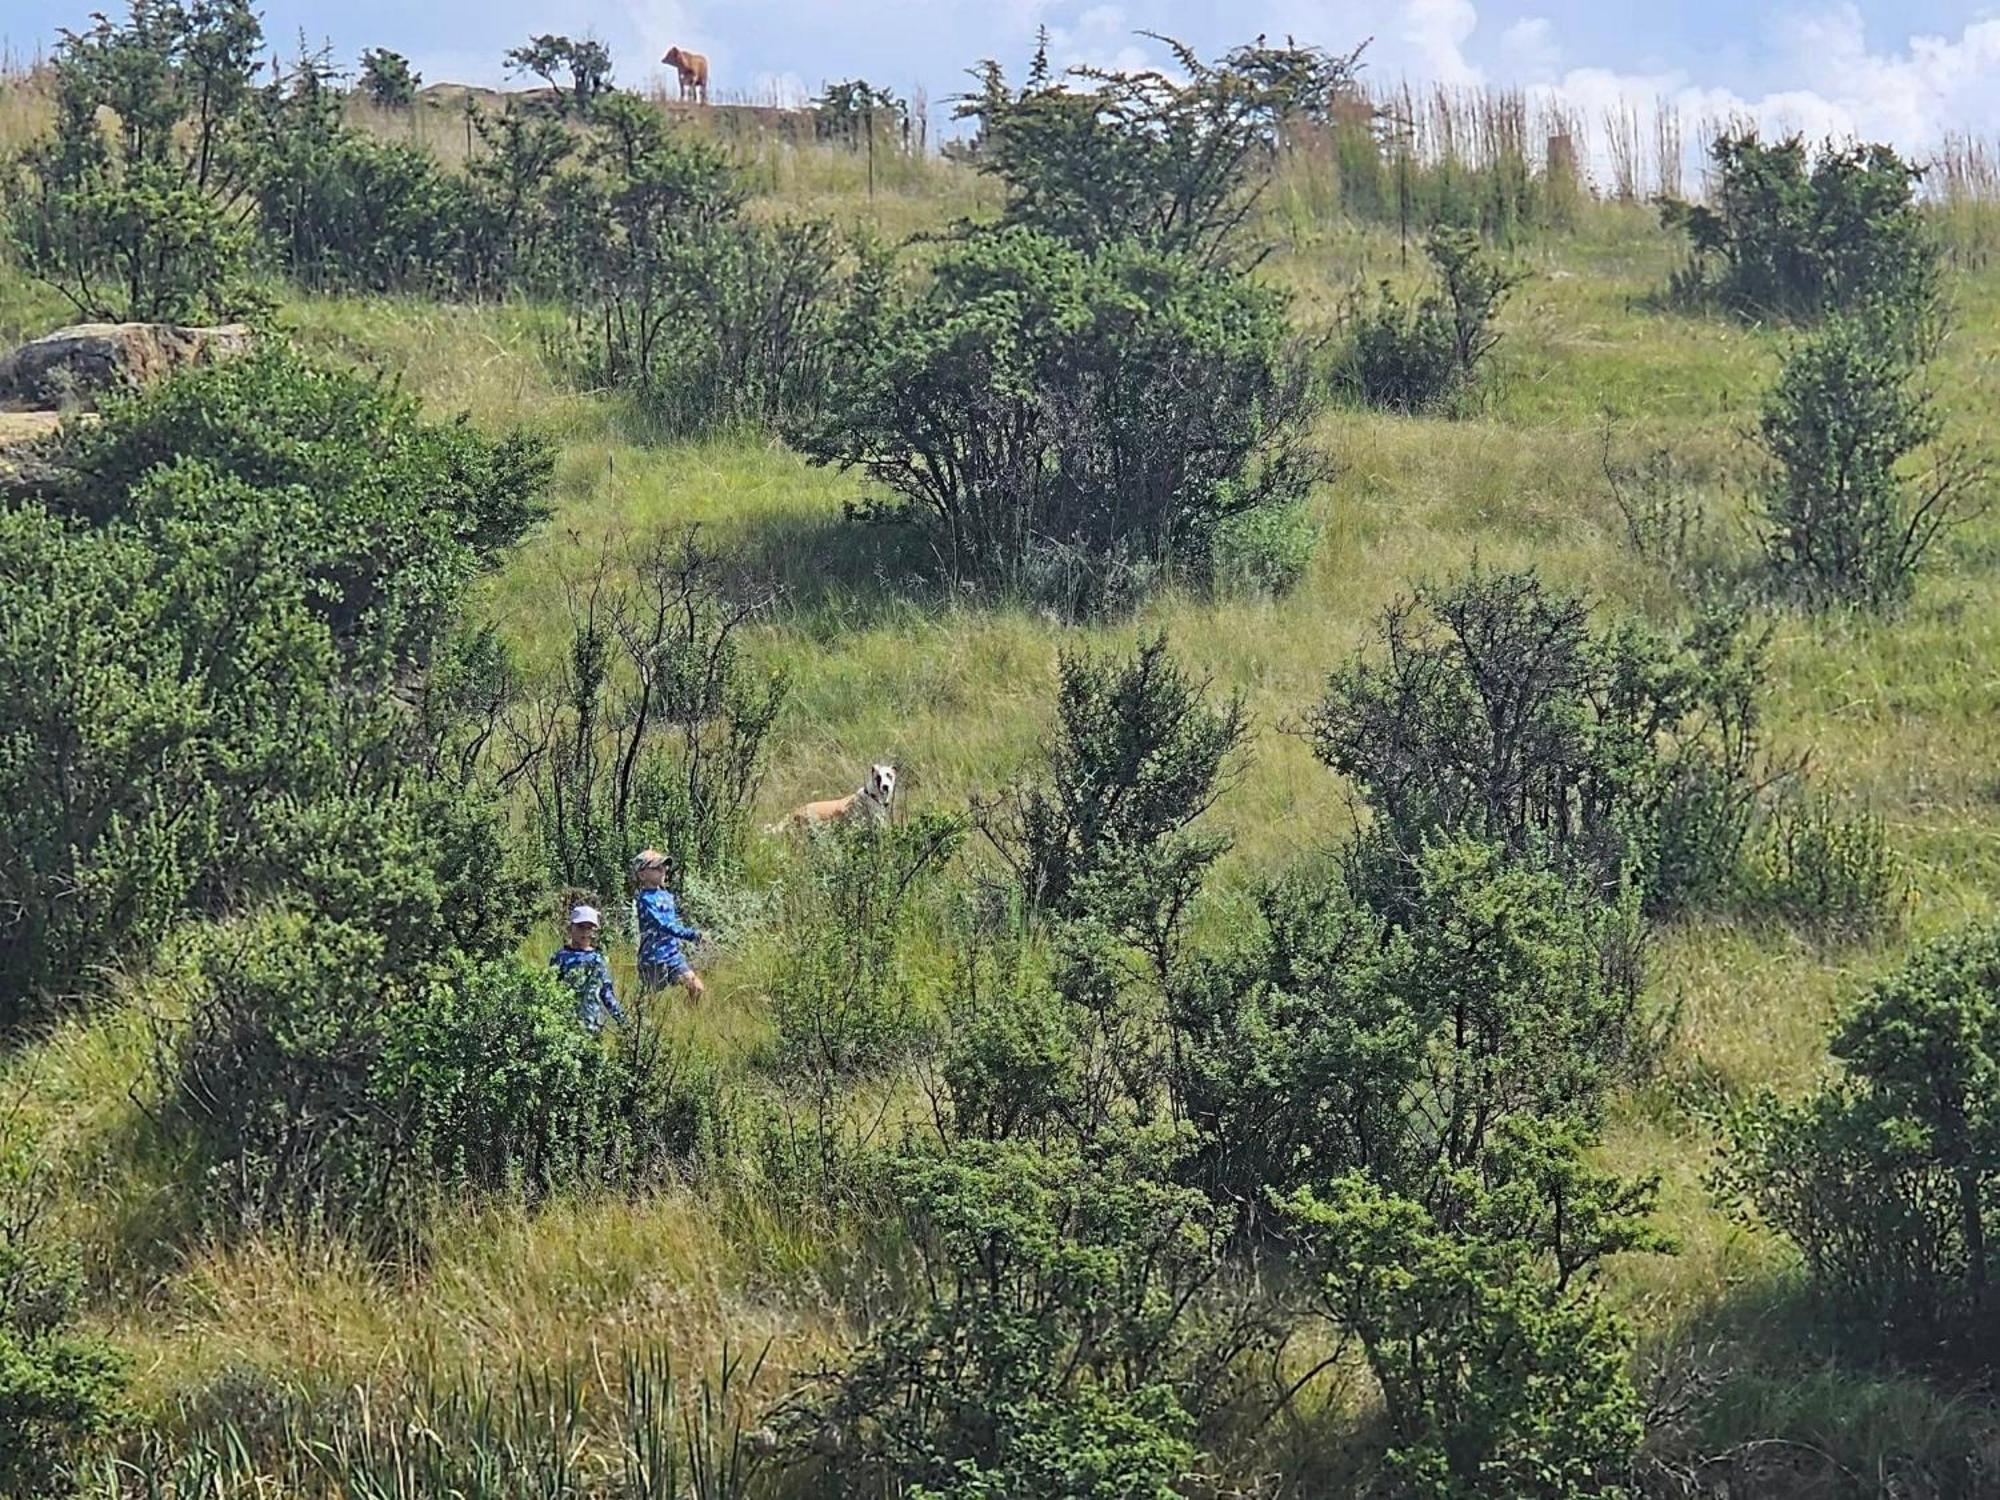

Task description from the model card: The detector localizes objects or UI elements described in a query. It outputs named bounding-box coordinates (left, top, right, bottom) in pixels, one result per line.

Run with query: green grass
left=10, top=118, right=2000, bottom=1488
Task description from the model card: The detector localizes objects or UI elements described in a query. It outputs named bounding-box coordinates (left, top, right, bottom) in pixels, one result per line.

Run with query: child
left=631, top=849, right=707, bottom=998
left=550, top=904, right=625, bottom=1033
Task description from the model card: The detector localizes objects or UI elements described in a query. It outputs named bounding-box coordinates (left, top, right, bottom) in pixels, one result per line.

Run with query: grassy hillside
left=8, top=74, right=2000, bottom=1491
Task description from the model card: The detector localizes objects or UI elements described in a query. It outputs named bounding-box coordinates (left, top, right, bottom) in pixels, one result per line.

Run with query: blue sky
left=6, top=1, right=2000, bottom=159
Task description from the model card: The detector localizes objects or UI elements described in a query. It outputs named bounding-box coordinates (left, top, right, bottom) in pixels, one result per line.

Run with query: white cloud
left=1401, top=0, right=1482, bottom=86
left=1499, top=15, right=1558, bottom=82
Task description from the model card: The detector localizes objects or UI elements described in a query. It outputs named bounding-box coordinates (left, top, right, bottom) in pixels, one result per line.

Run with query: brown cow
left=661, top=46, right=709, bottom=104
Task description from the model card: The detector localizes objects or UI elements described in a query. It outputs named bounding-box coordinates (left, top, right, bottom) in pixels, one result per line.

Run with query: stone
left=0, top=321, right=254, bottom=411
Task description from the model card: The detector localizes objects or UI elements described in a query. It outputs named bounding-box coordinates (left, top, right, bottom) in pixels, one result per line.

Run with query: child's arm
left=598, top=954, right=627, bottom=1024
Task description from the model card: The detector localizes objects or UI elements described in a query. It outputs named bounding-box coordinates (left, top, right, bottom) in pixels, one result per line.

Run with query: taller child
left=631, top=849, right=707, bottom=998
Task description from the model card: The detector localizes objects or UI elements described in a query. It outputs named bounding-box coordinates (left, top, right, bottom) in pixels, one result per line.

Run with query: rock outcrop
left=0, top=321, right=254, bottom=412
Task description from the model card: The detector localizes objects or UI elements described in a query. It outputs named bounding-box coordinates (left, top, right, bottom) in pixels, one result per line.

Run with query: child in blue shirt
left=550, top=904, right=625, bottom=1032
left=631, top=849, right=707, bottom=998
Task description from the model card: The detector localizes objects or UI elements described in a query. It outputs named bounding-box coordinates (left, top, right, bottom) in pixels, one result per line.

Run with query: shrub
left=980, top=633, right=1248, bottom=929
left=1720, top=922, right=2000, bottom=1363
left=357, top=47, right=419, bottom=108
left=0, top=1181, right=125, bottom=1494
left=800, top=228, right=1325, bottom=610
left=247, top=65, right=471, bottom=293
left=1176, top=839, right=1648, bottom=1218
left=0, top=346, right=550, bottom=1021
left=1743, top=790, right=1904, bottom=940
left=5, top=0, right=266, bottom=322
left=1282, top=1153, right=1655, bottom=1498
left=175, top=898, right=726, bottom=1236
left=1341, top=227, right=1523, bottom=413
left=516, top=529, right=786, bottom=902
left=503, top=34, right=614, bottom=114
left=1305, top=567, right=1771, bottom=916
left=812, top=79, right=909, bottom=148
left=1756, top=315, right=1985, bottom=610
left=1662, top=133, right=1939, bottom=333
left=769, top=813, right=964, bottom=1083
left=957, top=38, right=1360, bottom=267
left=788, top=1133, right=1235, bottom=1497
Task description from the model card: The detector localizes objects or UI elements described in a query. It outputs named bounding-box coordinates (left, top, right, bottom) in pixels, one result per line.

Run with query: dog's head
left=864, top=762, right=897, bottom=806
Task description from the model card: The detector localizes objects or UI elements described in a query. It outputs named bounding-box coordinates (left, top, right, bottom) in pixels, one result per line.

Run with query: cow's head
left=662, top=46, right=687, bottom=68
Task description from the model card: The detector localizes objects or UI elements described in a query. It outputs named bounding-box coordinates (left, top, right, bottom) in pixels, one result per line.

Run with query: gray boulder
left=0, top=321, right=254, bottom=411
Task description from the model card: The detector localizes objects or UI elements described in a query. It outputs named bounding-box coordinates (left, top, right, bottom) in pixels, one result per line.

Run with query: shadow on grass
left=734, top=505, right=968, bottom=639
left=1637, top=1274, right=2000, bottom=1498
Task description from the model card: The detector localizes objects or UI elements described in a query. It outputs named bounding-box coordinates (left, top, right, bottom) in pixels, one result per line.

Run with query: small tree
left=799, top=227, right=1325, bottom=610
left=513, top=530, right=787, bottom=902
left=1757, top=315, right=1985, bottom=609
left=957, top=36, right=1362, bottom=269
left=813, top=78, right=909, bottom=149
left=788, top=1134, right=1233, bottom=1497
left=1342, top=227, right=1523, bottom=413
left=1305, top=567, right=1772, bottom=915
left=1722, top=921, right=2000, bottom=1363
left=1661, top=132, right=1939, bottom=336
left=357, top=46, right=419, bottom=108
left=6, top=0, right=266, bottom=322
left=504, top=33, right=613, bottom=114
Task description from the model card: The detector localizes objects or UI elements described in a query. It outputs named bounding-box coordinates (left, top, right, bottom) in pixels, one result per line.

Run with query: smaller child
left=550, top=904, right=625, bottom=1033
left=631, top=849, right=707, bottom=998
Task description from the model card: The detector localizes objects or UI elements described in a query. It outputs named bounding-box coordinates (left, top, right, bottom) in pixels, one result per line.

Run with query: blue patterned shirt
left=550, top=945, right=625, bottom=1031
left=635, top=888, right=700, bottom=972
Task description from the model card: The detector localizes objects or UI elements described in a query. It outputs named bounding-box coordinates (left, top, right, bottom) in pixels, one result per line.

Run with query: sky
left=6, top=0, right=2000, bottom=166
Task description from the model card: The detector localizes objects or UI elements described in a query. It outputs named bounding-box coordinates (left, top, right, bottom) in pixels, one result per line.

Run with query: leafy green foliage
left=0, top=345, right=550, bottom=1022
left=1742, top=791, right=1904, bottom=940
left=1306, top=568, right=1771, bottom=916
left=1662, top=133, right=1940, bottom=334
left=1342, top=227, right=1523, bottom=413
left=982, top=633, right=1247, bottom=928
left=174, top=840, right=727, bottom=1238
left=1282, top=1154, right=1654, bottom=1498
left=554, top=103, right=847, bottom=437
left=1722, top=922, right=2000, bottom=1364
left=1756, top=315, right=1985, bottom=610
left=770, top=814, right=964, bottom=1082
left=1178, top=840, right=1648, bottom=1219
left=518, top=530, right=786, bottom=903
left=5, top=0, right=266, bottom=322
left=812, top=79, right=909, bottom=147
left=957, top=37, right=1359, bottom=268
left=503, top=34, right=614, bottom=115
left=801, top=228, right=1325, bottom=611
left=0, top=1183, right=125, bottom=1495
left=790, top=1133, right=1233, bottom=1498
left=357, top=47, right=419, bottom=108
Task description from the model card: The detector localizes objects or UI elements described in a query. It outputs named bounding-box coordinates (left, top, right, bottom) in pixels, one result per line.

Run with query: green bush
left=1282, top=1149, right=1655, bottom=1498
left=1755, top=315, right=1984, bottom=610
left=176, top=895, right=727, bottom=1235
left=5, top=0, right=266, bottom=323
left=0, top=345, right=549, bottom=1022
left=1177, top=839, right=1648, bottom=1218
left=770, top=814, right=964, bottom=1083
left=0, top=1184, right=125, bottom=1495
left=1743, top=791, right=1904, bottom=940
left=357, top=47, right=419, bottom=108
left=519, top=530, right=786, bottom=902
left=1721, top=921, right=2000, bottom=1364
left=1341, top=227, right=1523, bottom=413
left=803, top=227, right=1324, bottom=611
left=790, top=1133, right=1231, bottom=1498
left=1306, top=567, right=1770, bottom=916
left=1662, top=132, right=1939, bottom=334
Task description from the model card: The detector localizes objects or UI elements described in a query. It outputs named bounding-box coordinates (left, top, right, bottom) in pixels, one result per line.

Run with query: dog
left=768, top=763, right=897, bottom=833
left=661, top=46, right=709, bottom=103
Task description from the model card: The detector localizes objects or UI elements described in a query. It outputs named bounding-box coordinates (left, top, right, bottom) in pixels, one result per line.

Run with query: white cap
left=568, top=904, right=601, bottom=927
